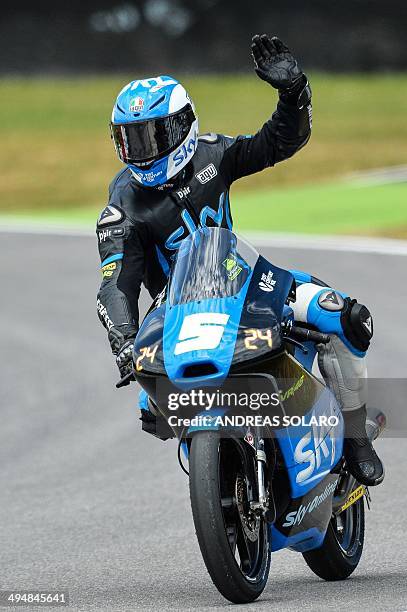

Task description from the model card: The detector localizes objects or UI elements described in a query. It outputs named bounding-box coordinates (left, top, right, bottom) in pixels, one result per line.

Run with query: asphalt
left=1, top=232, right=406, bottom=612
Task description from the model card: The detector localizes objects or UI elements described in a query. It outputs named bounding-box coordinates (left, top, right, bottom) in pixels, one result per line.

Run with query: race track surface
left=1, top=233, right=406, bottom=611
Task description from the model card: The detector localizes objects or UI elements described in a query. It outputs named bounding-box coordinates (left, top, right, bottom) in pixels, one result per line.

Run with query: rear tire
left=189, top=432, right=270, bottom=603
left=302, top=495, right=365, bottom=580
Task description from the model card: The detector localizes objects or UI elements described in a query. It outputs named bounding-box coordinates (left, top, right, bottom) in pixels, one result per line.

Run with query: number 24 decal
left=136, top=345, right=158, bottom=371
left=244, top=328, right=273, bottom=350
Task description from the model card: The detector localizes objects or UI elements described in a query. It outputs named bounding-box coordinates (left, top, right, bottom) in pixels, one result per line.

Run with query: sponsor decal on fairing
left=259, top=270, right=277, bottom=292
left=282, top=480, right=338, bottom=527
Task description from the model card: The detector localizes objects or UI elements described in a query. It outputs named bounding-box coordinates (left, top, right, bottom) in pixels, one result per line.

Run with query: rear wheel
left=189, top=432, right=271, bottom=603
left=302, top=487, right=365, bottom=580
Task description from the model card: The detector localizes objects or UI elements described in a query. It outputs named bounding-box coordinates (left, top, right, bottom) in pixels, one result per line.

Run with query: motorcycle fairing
left=229, top=255, right=295, bottom=367
left=163, top=288, right=251, bottom=389
left=161, top=228, right=293, bottom=390
left=134, top=302, right=166, bottom=375
left=294, top=341, right=320, bottom=375
left=270, top=525, right=326, bottom=553
left=135, top=229, right=295, bottom=387
left=275, top=386, right=344, bottom=498
left=270, top=472, right=339, bottom=552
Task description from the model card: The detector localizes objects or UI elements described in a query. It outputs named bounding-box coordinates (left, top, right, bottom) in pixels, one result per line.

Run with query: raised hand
left=251, top=34, right=304, bottom=92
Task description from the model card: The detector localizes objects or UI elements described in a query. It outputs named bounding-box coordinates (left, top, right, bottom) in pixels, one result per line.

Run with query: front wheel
left=189, top=432, right=271, bottom=603
left=302, top=491, right=365, bottom=580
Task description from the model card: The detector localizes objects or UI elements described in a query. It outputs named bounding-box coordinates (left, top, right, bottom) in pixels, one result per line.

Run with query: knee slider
left=340, top=298, right=373, bottom=352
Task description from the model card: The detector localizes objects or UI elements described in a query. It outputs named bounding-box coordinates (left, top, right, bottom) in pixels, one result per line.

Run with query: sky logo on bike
left=282, top=479, right=337, bottom=527
left=274, top=387, right=343, bottom=496
left=294, top=421, right=337, bottom=485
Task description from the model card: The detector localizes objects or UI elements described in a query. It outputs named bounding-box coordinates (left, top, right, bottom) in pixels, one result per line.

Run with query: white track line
left=243, top=231, right=407, bottom=256
left=0, top=223, right=94, bottom=237
left=1, top=223, right=407, bottom=256
left=345, top=164, right=407, bottom=186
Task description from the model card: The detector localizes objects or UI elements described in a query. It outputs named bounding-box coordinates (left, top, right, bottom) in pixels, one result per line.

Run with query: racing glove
left=251, top=34, right=310, bottom=106
left=108, top=326, right=137, bottom=381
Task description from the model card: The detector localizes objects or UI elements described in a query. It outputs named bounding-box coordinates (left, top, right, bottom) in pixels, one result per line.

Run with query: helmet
left=110, top=75, right=199, bottom=187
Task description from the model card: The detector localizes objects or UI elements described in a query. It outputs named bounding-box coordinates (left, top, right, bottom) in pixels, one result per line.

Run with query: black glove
left=108, top=326, right=137, bottom=382
left=115, top=339, right=135, bottom=378
left=251, top=34, right=305, bottom=96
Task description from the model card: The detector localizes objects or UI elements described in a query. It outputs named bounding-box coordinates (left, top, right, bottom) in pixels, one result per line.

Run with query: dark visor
left=111, top=104, right=195, bottom=165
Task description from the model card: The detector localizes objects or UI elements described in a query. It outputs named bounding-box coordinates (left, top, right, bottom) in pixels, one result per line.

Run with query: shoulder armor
left=97, top=204, right=124, bottom=228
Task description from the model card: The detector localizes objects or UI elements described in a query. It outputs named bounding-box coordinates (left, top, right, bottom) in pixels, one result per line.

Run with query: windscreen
left=169, top=227, right=259, bottom=306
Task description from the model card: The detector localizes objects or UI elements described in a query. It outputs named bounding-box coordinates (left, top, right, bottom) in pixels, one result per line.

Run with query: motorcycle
left=118, top=227, right=385, bottom=604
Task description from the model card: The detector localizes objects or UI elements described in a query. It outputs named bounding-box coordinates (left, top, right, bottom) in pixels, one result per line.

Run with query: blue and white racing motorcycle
left=120, top=227, right=384, bottom=604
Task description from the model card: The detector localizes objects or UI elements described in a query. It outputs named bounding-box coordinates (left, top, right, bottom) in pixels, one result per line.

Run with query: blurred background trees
left=1, top=0, right=406, bottom=74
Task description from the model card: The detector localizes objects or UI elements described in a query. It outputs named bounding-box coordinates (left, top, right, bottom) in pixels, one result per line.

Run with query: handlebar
left=289, top=326, right=331, bottom=345
left=116, top=371, right=135, bottom=388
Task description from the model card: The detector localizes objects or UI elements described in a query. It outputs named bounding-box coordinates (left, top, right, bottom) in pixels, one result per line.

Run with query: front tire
left=189, top=432, right=271, bottom=603
left=302, top=494, right=365, bottom=580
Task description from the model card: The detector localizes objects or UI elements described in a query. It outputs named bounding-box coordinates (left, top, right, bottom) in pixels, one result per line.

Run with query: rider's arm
left=96, top=181, right=148, bottom=354
left=219, top=34, right=312, bottom=185
left=219, top=86, right=311, bottom=186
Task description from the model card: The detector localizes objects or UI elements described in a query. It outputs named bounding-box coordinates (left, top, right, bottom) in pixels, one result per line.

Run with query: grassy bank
left=3, top=181, right=406, bottom=238
left=1, top=74, right=406, bottom=235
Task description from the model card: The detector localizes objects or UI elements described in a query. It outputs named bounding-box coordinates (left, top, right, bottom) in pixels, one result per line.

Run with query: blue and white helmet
left=110, top=75, right=199, bottom=187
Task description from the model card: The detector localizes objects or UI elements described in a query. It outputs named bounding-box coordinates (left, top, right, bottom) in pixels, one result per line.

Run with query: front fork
left=249, top=433, right=269, bottom=515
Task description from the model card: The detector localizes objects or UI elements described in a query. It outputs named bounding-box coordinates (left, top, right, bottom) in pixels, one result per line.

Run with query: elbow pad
left=340, top=298, right=373, bottom=353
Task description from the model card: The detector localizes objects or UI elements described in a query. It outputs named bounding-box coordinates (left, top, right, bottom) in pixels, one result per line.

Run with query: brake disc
left=235, top=474, right=260, bottom=542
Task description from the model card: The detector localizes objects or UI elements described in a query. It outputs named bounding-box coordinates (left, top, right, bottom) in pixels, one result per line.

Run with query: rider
left=96, top=34, right=384, bottom=486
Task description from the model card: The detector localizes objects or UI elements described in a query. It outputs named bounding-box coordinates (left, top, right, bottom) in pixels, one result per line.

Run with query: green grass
left=1, top=74, right=407, bottom=236
left=232, top=181, right=407, bottom=236
left=3, top=181, right=407, bottom=238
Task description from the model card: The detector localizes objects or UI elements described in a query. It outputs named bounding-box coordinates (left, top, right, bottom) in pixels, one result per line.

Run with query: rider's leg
left=290, top=270, right=384, bottom=486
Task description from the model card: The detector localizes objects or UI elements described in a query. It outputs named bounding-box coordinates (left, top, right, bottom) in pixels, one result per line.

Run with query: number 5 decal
left=174, top=313, right=230, bottom=355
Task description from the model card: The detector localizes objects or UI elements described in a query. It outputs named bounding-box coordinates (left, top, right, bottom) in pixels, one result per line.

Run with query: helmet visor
left=111, top=104, right=195, bottom=165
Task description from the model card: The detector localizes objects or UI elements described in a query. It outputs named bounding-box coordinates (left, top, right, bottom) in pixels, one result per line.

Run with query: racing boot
left=317, top=335, right=384, bottom=486
left=343, top=405, right=384, bottom=486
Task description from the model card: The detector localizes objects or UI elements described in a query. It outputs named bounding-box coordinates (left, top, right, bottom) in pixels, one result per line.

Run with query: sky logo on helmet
left=173, top=132, right=198, bottom=167
left=129, top=96, right=144, bottom=112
